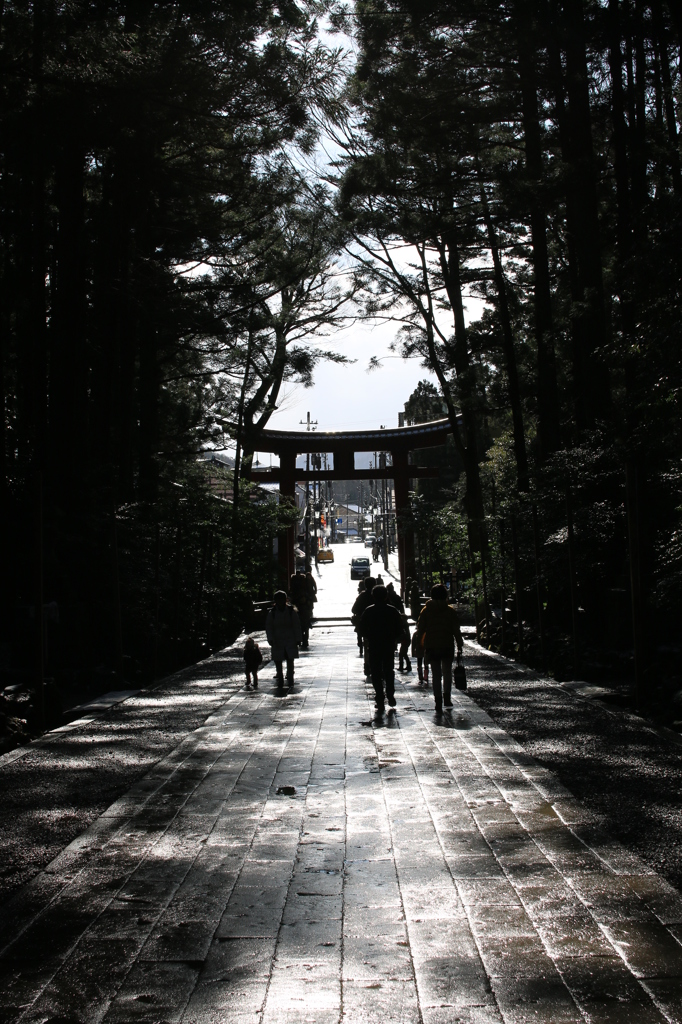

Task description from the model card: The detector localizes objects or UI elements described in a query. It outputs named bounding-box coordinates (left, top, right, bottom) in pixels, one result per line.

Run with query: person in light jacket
left=417, top=583, right=463, bottom=713
left=265, top=590, right=302, bottom=688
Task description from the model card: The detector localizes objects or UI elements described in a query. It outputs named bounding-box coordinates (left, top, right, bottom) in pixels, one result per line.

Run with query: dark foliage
left=340, top=0, right=682, bottom=711
left=0, top=1, right=343, bottom=725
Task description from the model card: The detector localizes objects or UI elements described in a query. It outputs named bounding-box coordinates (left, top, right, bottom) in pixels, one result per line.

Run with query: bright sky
left=267, top=318, right=432, bottom=433
left=266, top=298, right=485, bottom=435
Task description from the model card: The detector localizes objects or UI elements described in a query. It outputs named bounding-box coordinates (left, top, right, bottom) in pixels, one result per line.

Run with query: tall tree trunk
left=609, top=0, right=632, bottom=255
left=49, top=144, right=87, bottom=506
left=230, top=321, right=255, bottom=586
left=631, top=0, right=649, bottom=225
left=562, top=0, right=611, bottom=428
left=516, top=10, right=561, bottom=460
left=30, top=0, right=47, bottom=472
left=91, top=155, right=130, bottom=501
left=138, top=325, right=159, bottom=502
left=478, top=176, right=530, bottom=491
left=0, top=262, right=7, bottom=502
left=432, top=233, right=488, bottom=555
left=117, top=252, right=135, bottom=501
left=546, top=0, right=586, bottom=434
left=664, top=0, right=681, bottom=54
left=652, top=0, right=681, bottom=193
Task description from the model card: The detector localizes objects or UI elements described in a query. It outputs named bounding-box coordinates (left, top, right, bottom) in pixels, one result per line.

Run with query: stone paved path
left=2, top=619, right=682, bottom=1024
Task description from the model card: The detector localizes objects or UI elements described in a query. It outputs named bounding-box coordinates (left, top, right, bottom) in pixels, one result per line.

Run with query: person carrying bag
left=416, top=583, right=464, bottom=713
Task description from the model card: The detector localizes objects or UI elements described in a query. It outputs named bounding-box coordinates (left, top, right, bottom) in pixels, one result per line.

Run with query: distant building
left=198, top=451, right=234, bottom=501
left=334, top=503, right=363, bottom=538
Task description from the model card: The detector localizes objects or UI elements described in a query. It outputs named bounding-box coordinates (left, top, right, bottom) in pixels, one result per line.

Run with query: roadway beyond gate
left=1, top=546, right=682, bottom=1023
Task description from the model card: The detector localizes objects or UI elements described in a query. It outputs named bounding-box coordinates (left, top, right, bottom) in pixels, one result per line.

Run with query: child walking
left=243, top=636, right=263, bottom=689
left=398, top=614, right=412, bottom=672
left=411, top=631, right=428, bottom=685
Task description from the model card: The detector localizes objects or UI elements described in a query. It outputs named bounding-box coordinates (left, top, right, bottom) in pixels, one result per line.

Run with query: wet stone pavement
left=2, top=628, right=682, bottom=1023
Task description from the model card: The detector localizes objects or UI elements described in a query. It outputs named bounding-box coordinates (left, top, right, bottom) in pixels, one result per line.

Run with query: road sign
left=336, top=517, right=343, bottom=524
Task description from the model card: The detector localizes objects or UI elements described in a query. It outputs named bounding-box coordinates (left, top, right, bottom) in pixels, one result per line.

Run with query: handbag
left=454, top=652, right=467, bottom=691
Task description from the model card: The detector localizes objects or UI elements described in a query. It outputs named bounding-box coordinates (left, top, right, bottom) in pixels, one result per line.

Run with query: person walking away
left=352, top=576, right=376, bottom=673
left=386, top=581, right=404, bottom=613
left=403, top=576, right=413, bottom=606
left=417, top=583, right=463, bottom=713
left=411, top=630, right=429, bottom=684
left=266, top=591, right=302, bottom=689
left=304, top=570, right=318, bottom=644
left=290, top=571, right=312, bottom=649
left=243, top=636, right=263, bottom=688
left=409, top=580, right=422, bottom=622
left=305, top=571, right=317, bottom=606
left=353, top=579, right=368, bottom=654
left=372, top=541, right=379, bottom=563
left=360, top=585, right=403, bottom=712
left=398, top=612, right=412, bottom=672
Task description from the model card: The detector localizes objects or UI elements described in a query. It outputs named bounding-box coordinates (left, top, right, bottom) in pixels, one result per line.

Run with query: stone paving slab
left=1, top=628, right=682, bottom=1023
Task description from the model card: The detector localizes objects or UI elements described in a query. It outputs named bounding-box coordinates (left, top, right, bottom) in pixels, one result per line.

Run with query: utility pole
left=379, top=452, right=388, bottom=568
left=299, top=413, right=317, bottom=571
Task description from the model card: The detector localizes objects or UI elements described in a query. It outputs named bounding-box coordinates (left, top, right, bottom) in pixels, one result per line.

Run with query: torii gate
left=246, top=418, right=452, bottom=588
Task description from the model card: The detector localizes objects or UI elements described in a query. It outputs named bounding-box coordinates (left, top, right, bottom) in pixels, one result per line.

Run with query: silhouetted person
left=243, top=636, right=263, bottom=688
left=398, top=613, right=411, bottom=672
left=386, top=581, right=404, bottom=613
left=305, top=570, right=317, bottom=603
left=417, top=583, right=463, bottom=713
left=409, top=580, right=422, bottom=622
left=412, top=630, right=429, bottom=684
left=353, top=579, right=367, bottom=654
left=266, top=590, right=302, bottom=689
left=360, top=585, right=402, bottom=712
left=290, top=571, right=313, bottom=648
left=352, top=576, right=375, bottom=671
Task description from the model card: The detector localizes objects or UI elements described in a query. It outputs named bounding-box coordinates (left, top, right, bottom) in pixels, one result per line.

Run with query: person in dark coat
left=353, top=579, right=368, bottom=654
left=266, top=591, right=302, bottom=688
left=417, top=583, right=463, bottom=713
left=412, top=630, right=429, bottom=684
left=243, top=636, right=263, bottom=688
left=360, top=585, right=403, bottom=712
left=386, top=581, right=404, bottom=613
left=290, top=571, right=312, bottom=648
left=305, top=571, right=318, bottom=604
left=409, top=580, right=422, bottom=622
left=398, top=613, right=412, bottom=672
left=352, top=576, right=375, bottom=668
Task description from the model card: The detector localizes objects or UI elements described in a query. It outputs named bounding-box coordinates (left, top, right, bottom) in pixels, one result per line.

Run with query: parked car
left=316, top=549, right=334, bottom=564
left=350, top=556, right=371, bottom=580
left=364, top=534, right=376, bottom=548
